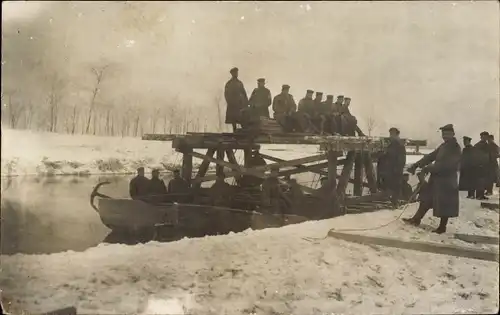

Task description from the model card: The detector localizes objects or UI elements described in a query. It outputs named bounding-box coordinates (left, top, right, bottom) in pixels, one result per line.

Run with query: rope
left=302, top=182, right=421, bottom=242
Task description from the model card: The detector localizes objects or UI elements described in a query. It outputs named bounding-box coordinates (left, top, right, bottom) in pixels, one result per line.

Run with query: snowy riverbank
left=1, top=196, right=498, bottom=314
left=1, top=128, right=427, bottom=177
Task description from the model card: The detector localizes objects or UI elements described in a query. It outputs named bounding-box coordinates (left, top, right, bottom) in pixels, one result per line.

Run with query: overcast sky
left=2, top=1, right=499, bottom=143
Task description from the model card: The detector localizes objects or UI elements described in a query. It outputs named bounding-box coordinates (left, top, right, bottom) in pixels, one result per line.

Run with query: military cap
left=489, top=134, right=495, bottom=139
left=316, top=92, right=323, bottom=95
left=326, top=95, right=334, bottom=99
left=137, top=167, right=145, bottom=171
left=463, top=136, right=472, bottom=141
left=152, top=168, right=160, bottom=172
left=389, top=127, right=400, bottom=134
left=173, top=169, right=180, bottom=173
left=282, top=84, right=290, bottom=90
left=337, top=95, right=344, bottom=99
left=230, top=67, right=238, bottom=74
left=345, top=97, right=351, bottom=101
left=306, top=89, right=314, bottom=94
left=439, top=124, right=455, bottom=132
left=257, top=78, right=265, bottom=83
left=480, top=131, right=489, bottom=136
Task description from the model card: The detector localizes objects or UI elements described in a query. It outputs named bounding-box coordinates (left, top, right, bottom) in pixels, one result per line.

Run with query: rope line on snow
left=302, top=182, right=421, bottom=243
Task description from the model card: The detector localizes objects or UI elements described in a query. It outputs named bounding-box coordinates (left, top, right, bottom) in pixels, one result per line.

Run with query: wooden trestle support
left=143, top=132, right=427, bottom=215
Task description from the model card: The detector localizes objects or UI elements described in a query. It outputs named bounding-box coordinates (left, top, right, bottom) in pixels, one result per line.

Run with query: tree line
left=1, top=63, right=230, bottom=137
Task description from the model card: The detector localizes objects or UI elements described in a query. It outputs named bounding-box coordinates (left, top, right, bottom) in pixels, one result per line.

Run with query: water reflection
left=0, top=175, right=139, bottom=255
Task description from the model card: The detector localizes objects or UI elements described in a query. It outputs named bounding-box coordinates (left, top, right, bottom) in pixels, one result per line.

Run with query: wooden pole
left=244, top=148, right=252, bottom=167
left=328, top=150, right=341, bottom=215
left=353, top=152, right=364, bottom=196
left=363, top=153, right=378, bottom=193
left=336, top=151, right=355, bottom=199
left=181, top=148, right=193, bottom=186
left=216, top=149, right=225, bottom=177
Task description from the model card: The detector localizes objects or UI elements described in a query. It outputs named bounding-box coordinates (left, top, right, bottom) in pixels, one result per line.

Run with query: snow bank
left=1, top=197, right=498, bottom=314
left=1, top=128, right=426, bottom=177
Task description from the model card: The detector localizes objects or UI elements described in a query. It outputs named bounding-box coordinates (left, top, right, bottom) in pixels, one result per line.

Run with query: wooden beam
left=328, top=150, right=341, bottom=214
left=480, top=202, right=500, bottom=212
left=243, top=148, right=252, bottom=167
left=327, top=231, right=499, bottom=262
left=192, top=148, right=215, bottom=188
left=353, top=152, right=364, bottom=196
left=277, top=162, right=329, bottom=177
left=181, top=148, right=193, bottom=185
left=344, top=191, right=387, bottom=205
left=216, top=149, right=225, bottom=177
left=225, top=149, right=241, bottom=180
left=190, top=151, right=266, bottom=180
left=363, top=153, right=378, bottom=193
left=337, top=151, right=356, bottom=198
left=454, top=233, right=499, bottom=245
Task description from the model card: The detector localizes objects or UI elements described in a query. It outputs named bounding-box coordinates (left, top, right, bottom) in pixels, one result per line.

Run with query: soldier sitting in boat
left=261, top=166, right=291, bottom=214
left=208, top=173, right=233, bottom=207
left=148, top=169, right=168, bottom=203
left=129, top=167, right=151, bottom=201
left=167, top=169, right=190, bottom=203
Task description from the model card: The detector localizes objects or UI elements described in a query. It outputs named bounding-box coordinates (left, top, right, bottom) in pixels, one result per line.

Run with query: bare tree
left=214, top=92, right=223, bottom=132
left=85, top=64, right=109, bottom=134
left=1, top=88, right=25, bottom=129
left=366, top=116, right=377, bottom=136
left=47, top=73, right=66, bottom=132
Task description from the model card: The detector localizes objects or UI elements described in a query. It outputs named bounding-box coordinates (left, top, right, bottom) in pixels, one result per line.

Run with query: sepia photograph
left=1, top=1, right=499, bottom=314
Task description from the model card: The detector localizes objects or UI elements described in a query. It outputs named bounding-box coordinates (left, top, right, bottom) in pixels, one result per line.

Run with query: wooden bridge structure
left=142, top=132, right=427, bottom=214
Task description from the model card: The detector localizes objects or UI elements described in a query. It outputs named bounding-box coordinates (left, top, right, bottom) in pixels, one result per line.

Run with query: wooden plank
left=327, top=231, right=499, bottom=262
left=192, top=148, right=215, bottom=189
left=454, top=233, right=499, bottom=245
left=344, top=192, right=387, bottom=205
left=181, top=148, right=193, bottom=185
left=480, top=202, right=500, bottom=212
left=353, top=152, right=363, bottom=196
left=42, top=306, right=77, bottom=315
left=243, top=148, right=252, bottom=167
left=280, top=178, right=316, bottom=194
left=337, top=151, right=356, bottom=198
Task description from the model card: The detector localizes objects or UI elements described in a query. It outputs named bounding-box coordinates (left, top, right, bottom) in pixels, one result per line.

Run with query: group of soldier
left=225, top=67, right=360, bottom=135
left=459, top=132, right=499, bottom=200
left=129, top=167, right=190, bottom=203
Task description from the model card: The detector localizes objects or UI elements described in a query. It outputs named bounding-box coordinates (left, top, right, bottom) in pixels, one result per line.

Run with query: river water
left=1, top=175, right=137, bottom=255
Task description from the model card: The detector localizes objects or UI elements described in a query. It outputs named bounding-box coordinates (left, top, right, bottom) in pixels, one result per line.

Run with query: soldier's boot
left=402, top=204, right=430, bottom=226
left=432, top=217, right=448, bottom=234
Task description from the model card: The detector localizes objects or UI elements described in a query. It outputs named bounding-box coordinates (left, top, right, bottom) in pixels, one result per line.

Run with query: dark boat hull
left=96, top=198, right=308, bottom=238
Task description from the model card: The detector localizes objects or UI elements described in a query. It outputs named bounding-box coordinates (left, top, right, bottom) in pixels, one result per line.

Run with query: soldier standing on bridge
left=224, top=67, right=248, bottom=132
left=248, top=78, right=272, bottom=118
left=272, top=84, right=297, bottom=132
left=405, top=124, right=462, bottom=234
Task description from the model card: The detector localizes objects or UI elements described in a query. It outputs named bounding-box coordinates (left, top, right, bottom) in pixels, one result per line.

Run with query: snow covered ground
left=1, top=128, right=428, bottom=177
left=1, top=197, right=498, bottom=315
left=1, top=128, right=497, bottom=314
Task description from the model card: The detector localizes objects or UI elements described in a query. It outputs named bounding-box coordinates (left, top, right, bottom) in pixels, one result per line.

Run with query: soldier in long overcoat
left=224, top=67, right=249, bottom=131
left=458, top=136, right=476, bottom=198
left=486, top=134, right=500, bottom=195
left=405, top=124, right=462, bottom=234
left=379, top=127, right=407, bottom=207
left=248, top=78, right=272, bottom=118
left=473, top=132, right=491, bottom=200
